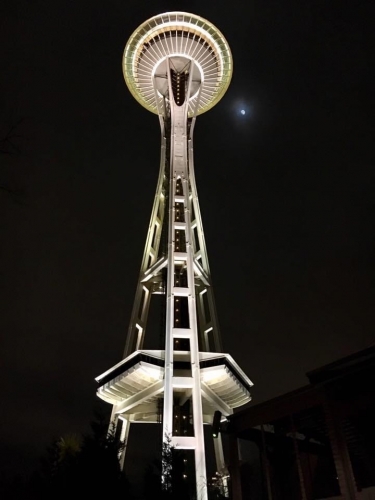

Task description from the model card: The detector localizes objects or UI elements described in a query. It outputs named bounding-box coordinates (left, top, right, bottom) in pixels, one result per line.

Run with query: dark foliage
left=0, top=413, right=129, bottom=500
left=143, top=436, right=192, bottom=500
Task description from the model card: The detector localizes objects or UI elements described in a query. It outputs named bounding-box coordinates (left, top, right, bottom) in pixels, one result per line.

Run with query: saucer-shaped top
left=123, top=12, right=232, bottom=116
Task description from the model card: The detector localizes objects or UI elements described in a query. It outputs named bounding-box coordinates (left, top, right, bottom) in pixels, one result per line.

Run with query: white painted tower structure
left=96, top=12, right=253, bottom=500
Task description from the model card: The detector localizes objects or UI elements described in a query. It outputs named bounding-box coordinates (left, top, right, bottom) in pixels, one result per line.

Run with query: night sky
left=1, top=0, right=374, bottom=485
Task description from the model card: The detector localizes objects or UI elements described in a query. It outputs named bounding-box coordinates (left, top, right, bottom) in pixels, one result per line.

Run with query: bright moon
left=240, top=109, right=246, bottom=115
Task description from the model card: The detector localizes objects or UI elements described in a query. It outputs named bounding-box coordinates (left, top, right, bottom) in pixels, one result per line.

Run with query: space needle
left=95, top=12, right=253, bottom=499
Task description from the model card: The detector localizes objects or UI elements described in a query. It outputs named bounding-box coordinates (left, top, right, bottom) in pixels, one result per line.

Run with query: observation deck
left=96, top=350, right=252, bottom=422
left=123, top=11, right=233, bottom=116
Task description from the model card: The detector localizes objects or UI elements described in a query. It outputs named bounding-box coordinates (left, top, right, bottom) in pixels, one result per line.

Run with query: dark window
left=202, top=291, right=211, bottom=323
left=174, top=264, right=188, bottom=288
left=176, top=178, right=183, bottom=196
left=193, top=226, right=200, bottom=252
left=175, top=229, right=186, bottom=253
left=174, top=297, right=189, bottom=328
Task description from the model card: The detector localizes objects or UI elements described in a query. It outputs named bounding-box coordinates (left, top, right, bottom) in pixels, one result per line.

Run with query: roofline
left=227, top=384, right=322, bottom=434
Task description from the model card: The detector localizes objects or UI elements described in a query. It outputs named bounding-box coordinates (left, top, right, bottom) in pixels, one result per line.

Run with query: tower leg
left=119, top=417, right=130, bottom=471
left=108, top=407, right=119, bottom=435
left=228, top=435, right=243, bottom=500
left=195, top=447, right=208, bottom=500
left=214, top=433, right=225, bottom=472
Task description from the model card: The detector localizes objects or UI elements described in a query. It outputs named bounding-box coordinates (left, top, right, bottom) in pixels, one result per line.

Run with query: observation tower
left=96, top=12, right=253, bottom=499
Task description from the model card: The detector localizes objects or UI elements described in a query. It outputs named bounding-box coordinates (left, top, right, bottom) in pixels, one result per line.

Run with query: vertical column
left=324, top=402, right=358, bottom=500
left=185, top=171, right=208, bottom=500
left=163, top=61, right=186, bottom=447
left=214, top=433, right=226, bottom=474
left=108, top=406, right=119, bottom=435
left=162, top=164, right=175, bottom=441
left=162, top=62, right=208, bottom=500
left=228, top=434, right=243, bottom=500
left=290, top=415, right=307, bottom=500
left=260, top=424, right=273, bottom=500
left=163, top=60, right=181, bottom=446
left=119, top=417, right=130, bottom=470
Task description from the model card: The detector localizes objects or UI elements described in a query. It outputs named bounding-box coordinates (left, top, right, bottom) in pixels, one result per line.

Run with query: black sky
left=1, top=0, right=374, bottom=483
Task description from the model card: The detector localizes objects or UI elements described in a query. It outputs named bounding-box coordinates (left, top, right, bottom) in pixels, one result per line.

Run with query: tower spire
left=96, top=12, right=253, bottom=500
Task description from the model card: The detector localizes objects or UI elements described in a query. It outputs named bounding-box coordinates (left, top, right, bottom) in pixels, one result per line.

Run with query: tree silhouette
left=1, top=412, right=130, bottom=500
left=143, top=435, right=192, bottom=500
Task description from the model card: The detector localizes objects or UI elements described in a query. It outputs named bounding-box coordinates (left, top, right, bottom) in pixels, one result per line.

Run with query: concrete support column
left=324, top=403, right=358, bottom=499
left=260, top=424, right=273, bottom=500
left=290, top=414, right=307, bottom=500
left=228, top=434, right=242, bottom=500
left=119, top=417, right=130, bottom=471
